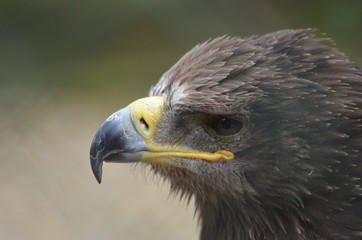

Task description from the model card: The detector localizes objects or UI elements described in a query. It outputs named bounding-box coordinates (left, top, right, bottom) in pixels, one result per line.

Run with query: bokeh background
left=1, top=1, right=361, bottom=239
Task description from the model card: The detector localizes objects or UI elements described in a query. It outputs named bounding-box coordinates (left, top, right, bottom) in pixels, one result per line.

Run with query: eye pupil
left=221, top=117, right=231, bottom=129
left=207, top=116, right=243, bottom=136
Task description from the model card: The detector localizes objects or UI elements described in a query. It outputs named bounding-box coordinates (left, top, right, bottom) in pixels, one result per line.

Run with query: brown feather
left=147, top=29, right=362, bottom=240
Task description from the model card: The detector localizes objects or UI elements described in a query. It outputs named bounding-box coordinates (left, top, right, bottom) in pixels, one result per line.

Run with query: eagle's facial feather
left=147, top=29, right=362, bottom=239
left=149, top=35, right=265, bottom=113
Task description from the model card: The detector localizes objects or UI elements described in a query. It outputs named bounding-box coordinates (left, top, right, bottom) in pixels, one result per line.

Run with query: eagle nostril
left=140, top=117, right=149, bottom=132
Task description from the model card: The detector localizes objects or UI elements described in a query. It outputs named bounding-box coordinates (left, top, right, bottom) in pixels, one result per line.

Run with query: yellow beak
left=90, top=96, right=234, bottom=183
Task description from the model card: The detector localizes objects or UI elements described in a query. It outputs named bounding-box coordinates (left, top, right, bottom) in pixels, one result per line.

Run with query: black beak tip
left=90, top=155, right=103, bottom=184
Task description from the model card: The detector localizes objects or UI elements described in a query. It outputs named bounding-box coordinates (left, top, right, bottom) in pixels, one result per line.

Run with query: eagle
left=90, top=29, right=362, bottom=240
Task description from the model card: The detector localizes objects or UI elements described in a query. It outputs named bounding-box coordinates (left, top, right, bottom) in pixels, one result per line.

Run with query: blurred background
left=1, top=0, right=361, bottom=239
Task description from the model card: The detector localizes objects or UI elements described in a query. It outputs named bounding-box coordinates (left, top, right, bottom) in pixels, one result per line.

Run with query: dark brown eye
left=206, top=116, right=243, bottom=136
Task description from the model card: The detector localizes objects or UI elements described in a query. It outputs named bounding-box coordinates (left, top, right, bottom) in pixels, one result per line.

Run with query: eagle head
left=90, top=29, right=362, bottom=240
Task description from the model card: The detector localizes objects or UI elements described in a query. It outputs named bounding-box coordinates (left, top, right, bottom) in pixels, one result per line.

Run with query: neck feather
left=196, top=194, right=324, bottom=240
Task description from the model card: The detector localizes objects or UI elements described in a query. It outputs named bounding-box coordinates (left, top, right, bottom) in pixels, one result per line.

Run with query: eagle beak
left=90, top=96, right=234, bottom=183
left=89, top=107, right=147, bottom=183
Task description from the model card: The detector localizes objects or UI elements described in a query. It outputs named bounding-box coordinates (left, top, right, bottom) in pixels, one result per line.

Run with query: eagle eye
left=206, top=116, right=243, bottom=137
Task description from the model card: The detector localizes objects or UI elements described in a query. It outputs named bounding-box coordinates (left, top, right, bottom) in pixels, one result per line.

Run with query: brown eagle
left=90, top=29, right=362, bottom=240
